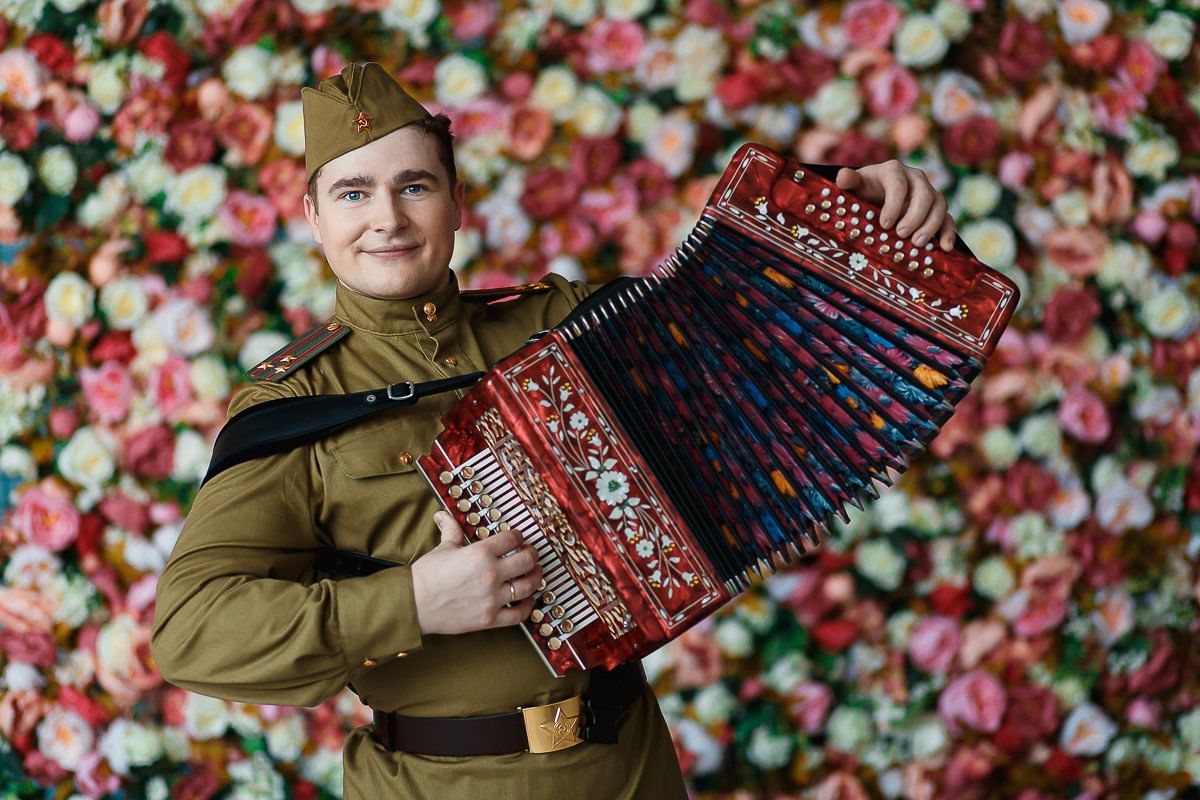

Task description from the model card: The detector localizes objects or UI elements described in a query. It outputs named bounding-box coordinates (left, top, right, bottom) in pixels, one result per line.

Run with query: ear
left=302, top=193, right=324, bottom=246
left=453, top=179, right=465, bottom=232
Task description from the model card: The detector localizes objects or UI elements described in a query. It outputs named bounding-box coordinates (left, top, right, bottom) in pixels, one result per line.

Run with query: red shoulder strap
left=247, top=320, right=351, bottom=382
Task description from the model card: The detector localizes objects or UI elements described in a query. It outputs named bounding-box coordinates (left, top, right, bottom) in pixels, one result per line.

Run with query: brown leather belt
left=371, top=662, right=646, bottom=756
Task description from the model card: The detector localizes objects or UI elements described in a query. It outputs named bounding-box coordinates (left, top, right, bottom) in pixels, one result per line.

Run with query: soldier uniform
left=151, top=63, right=688, bottom=799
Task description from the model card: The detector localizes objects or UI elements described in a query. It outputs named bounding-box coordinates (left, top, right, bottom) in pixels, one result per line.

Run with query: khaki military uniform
left=151, top=271, right=687, bottom=799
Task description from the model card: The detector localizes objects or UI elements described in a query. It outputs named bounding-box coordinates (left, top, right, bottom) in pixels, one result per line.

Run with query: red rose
left=228, top=0, right=297, bottom=45
left=234, top=247, right=272, bottom=301
left=994, top=684, right=1059, bottom=754
left=144, top=229, right=189, bottom=264
left=57, top=686, right=112, bottom=728
left=941, top=115, right=1000, bottom=167
left=1069, top=33, right=1123, bottom=72
left=780, top=47, right=836, bottom=101
left=122, top=425, right=175, bottom=479
left=830, top=131, right=890, bottom=168
left=173, top=764, right=220, bottom=800
left=1127, top=631, right=1180, bottom=695
left=996, top=18, right=1052, bottom=83
left=91, top=331, right=136, bottom=365
left=1044, top=749, right=1084, bottom=784
left=1187, top=457, right=1200, bottom=512
left=521, top=167, right=581, bottom=221
left=715, top=70, right=763, bottom=110
left=22, top=751, right=68, bottom=788
left=811, top=618, right=859, bottom=652
left=259, top=158, right=307, bottom=220
left=928, top=583, right=973, bottom=618
left=0, top=630, right=55, bottom=667
left=1, top=108, right=38, bottom=151
left=1042, top=285, right=1101, bottom=344
left=626, top=158, right=673, bottom=206
left=1004, top=460, right=1058, bottom=511
left=76, top=513, right=105, bottom=559
left=98, top=491, right=149, bottom=534
left=111, top=84, right=175, bottom=151
left=569, top=136, right=622, bottom=186
left=25, top=33, right=75, bottom=78
left=164, top=119, right=217, bottom=171
left=137, top=31, right=191, bottom=90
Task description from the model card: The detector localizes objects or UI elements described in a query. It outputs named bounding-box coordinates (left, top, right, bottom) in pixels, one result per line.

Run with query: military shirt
left=150, top=271, right=687, bottom=799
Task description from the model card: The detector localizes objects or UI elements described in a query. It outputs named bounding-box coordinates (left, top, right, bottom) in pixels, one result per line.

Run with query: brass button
left=395, top=651, right=408, bottom=659
left=399, top=451, right=413, bottom=466
left=362, top=658, right=378, bottom=668
left=422, top=302, right=437, bottom=315
left=426, top=313, right=438, bottom=324
left=444, top=355, right=458, bottom=366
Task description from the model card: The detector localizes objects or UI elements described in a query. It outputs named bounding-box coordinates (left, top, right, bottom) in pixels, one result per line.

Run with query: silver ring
left=507, top=581, right=516, bottom=602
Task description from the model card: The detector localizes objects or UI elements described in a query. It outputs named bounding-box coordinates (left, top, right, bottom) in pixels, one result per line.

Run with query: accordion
left=418, top=144, right=1019, bottom=677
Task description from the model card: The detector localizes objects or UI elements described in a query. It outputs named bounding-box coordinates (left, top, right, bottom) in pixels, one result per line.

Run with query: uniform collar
left=333, top=270, right=463, bottom=335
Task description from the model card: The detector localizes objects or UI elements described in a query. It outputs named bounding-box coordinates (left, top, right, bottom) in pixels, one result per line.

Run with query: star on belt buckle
left=519, top=695, right=585, bottom=754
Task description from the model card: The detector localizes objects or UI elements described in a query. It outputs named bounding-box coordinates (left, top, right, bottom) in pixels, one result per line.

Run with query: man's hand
left=835, top=161, right=957, bottom=252
left=410, top=511, right=543, bottom=636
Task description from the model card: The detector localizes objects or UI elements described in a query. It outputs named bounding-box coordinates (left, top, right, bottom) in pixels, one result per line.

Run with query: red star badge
left=354, top=111, right=373, bottom=133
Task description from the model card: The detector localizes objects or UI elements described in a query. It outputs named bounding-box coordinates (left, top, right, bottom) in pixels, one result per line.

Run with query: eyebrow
left=326, top=169, right=440, bottom=197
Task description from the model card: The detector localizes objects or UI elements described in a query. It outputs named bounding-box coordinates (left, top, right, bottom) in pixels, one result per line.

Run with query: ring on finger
left=507, top=580, right=516, bottom=602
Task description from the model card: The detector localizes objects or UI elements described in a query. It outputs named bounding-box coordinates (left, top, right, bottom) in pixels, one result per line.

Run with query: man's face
left=302, top=125, right=464, bottom=300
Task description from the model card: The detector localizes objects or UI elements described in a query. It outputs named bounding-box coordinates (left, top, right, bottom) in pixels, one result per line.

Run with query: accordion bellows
left=419, top=144, right=1020, bottom=676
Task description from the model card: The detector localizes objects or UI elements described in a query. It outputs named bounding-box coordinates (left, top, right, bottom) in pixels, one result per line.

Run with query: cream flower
left=222, top=46, right=274, bottom=100
left=0, top=151, right=31, bottom=206
left=190, top=355, right=231, bottom=403
left=955, top=174, right=1001, bottom=218
left=530, top=66, right=579, bottom=122
left=37, top=146, right=77, bottom=196
left=1060, top=703, right=1117, bottom=755
left=855, top=539, right=906, bottom=590
left=153, top=298, right=216, bottom=357
left=171, top=429, right=211, bottom=484
left=552, top=0, right=597, bottom=26
left=894, top=14, right=949, bottom=68
left=644, top=110, right=697, bottom=178
left=380, top=0, right=439, bottom=43
left=166, top=164, right=228, bottom=222
left=273, top=101, right=306, bottom=157
left=571, top=85, right=622, bottom=138
left=434, top=54, right=488, bottom=108
left=973, top=555, right=1015, bottom=600
left=87, top=58, right=127, bottom=115
left=184, top=693, right=231, bottom=740
left=931, top=72, right=984, bottom=126
left=78, top=173, right=130, bottom=229
left=266, top=714, right=306, bottom=762
left=99, top=276, right=149, bottom=331
left=603, top=0, right=652, bottom=21
left=1140, top=282, right=1197, bottom=339
left=124, top=152, right=172, bottom=202
left=1125, top=136, right=1180, bottom=181
left=805, top=79, right=862, bottom=132
left=959, top=219, right=1016, bottom=269
left=1142, top=11, right=1194, bottom=61
left=44, top=272, right=95, bottom=327
left=979, top=424, right=1019, bottom=469
left=1057, top=0, right=1111, bottom=44
left=826, top=706, right=873, bottom=752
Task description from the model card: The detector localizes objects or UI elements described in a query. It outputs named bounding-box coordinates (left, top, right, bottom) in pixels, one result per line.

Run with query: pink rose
left=48, top=406, right=80, bottom=440
left=11, top=484, right=80, bottom=552
left=1057, top=387, right=1111, bottom=444
left=149, top=355, right=194, bottom=420
left=258, top=158, right=306, bottom=220
left=121, top=426, right=175, bottom=479
left=891, top=113, right=931, bottom=153
left=1013, top=594, right=1068, bottom=637
left=815, top=773, right=868, bottom=800
left=997, top=18, right=1053, bottom=83
left=941, top=115, right=1001, bottom=167
left=864, top=63, right=918, bottom=118
left=506, top=105, right=553, bottom=161
left=446, top=0, right=496, bottom=40
left=0, top=630, right=55, bottom=666
left=97, top=491, right=149, bottom=534
left=521, top=167, right=581, bottom=221
left=842, top=0, right=901, bottom=48
left=220, top=190, right=278, bottom=247
left=997, top=151, right=1035, bottom=189
left=1118, top=40, right=1163, bottom=94
left=578, top=179, right=638, bottom=237
left=908, top=615, right=960, bottom=674
left=79, top=361, right=132, bottom=424
left=1125, top=697, right=1161, bottom=728
left=788, top=681, right=833, bottom=734
left=1132, top=211, right=1168, bottom=244
left=62, top=103, right=101, bottom=142
left=570, top=136, right=623, bottom=186
left=1043, top=286, right=1101, bottom=344
left=715, top=70, right=763, bottom=110
left=1089, top=155, right=1133, bottom=224
left=582, top=19, right=645, bottom=73
left=939, top=670, right=1007, bottom=735
left=957, top=619, right=1007, bottom=670
left=1045, top=226, right=1107, bottom=277
left=1091, top=77, right=1146, bottom=136
left=74, top=749, right=121, bottom=798
left=0, top=588, right=55, bottom=634
left=673, top=626, right=721, bottom=688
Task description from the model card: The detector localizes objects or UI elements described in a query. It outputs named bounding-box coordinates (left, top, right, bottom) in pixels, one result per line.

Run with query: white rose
left=1, top=444, right=37, bottom=484
left=713, top=617, right=754, bottom=657
left=122, top=720, right=164, bottom=769
left=635, top=39, right=677, bottom=93
left=745, top=726, right=792, bottom=770
left=475, top=191, right=533, bottom=250
left=3, top=662, right=44, bottom=691
left=1051, top=188, right=1090, bottom=227
left=190, top=355, right=231, bottom=403
left=673, top=718, right=724, bottom=774
left=37, top=146, right=77, bottom=196
left=0, top=151, right=31, bottom=206
left=1097, top=239, right=1151, bottom=291
left=53, top=649, right=95, bottom=688
left=1140, top=283, right=1197, bottom=340
left=1060, top=703, right=1117, bottom=755
left=855, top=539, right=905, bottom=590
left=52, top=0, right=88, bottom=10
left=799, top=8, right=848, bottom=57
left=763, top=651, right=809, bottom=694
left=273, top=101, right=305, bottom=157
left=1095, top=477, right=1153, bottom=534
left=1018, top=413, right=1062, bottom=459
left=380, top=0, right=439, bottom=42
left=222, top=46, right=274, bottom=100
left=933, top=0, right=971, bottom=40
left=910, top=717, right=949, bottom=759
left=1188, top=367, right=1200, bottom=417
left=1057, top=0, right=1110, bottom=45
left=184, top=693, right=231, bottom=740
left=885, top=609, right=918, bottom=649
left=78, top=173, right=130, bottom=229
left=1125, top=136, right=1179, bottom=181
left=58, top=427, right=116, bottom=489
left=125, top=152, right=173, bottom=202
left=626, top=101, right=661, bottom=144
left=153, top=298, right=216, bottom=357
left=435, top=54, right=488, bottom=108
left=44, top=271, right=96, bottom=328
left=166, top=164, right=227, bottom=223
left=570, top=85, right=621, bottom=138
left=954, top=174, right=1000, bottom=218
left=826, top=706, right=873, bottom=752
left=751, top=103, right=802, bottom=144
left=36, top=708, right=93, bottom=770
left=1178, top=707, right=1200, bottom=750
left=237, top=329, right=291, bottom=373
left=552, top=0, right=597, bottom=26
left=603, top=0, right=652, bottom=21
left=3, top=545, right=61, bottom=590
left=959, top=219, right=1016, bottom=270
left=87, top=59, right=126, bottom=115
left=273, top=49, right=306, bottom=87
left=172, top=428, right=212, bottom=484
left=894, top=15, right=949, bottom=69
left=299, top=747, right=343, bottom=797
left=693, top=682, right=738, bottom=725
left=805, top=79, right=861, bottom=132
left=930, top=72, right=983, bottom=127
left=266, top=713, right=306, bottom=762
left=644, top=110, right=697, bottom=178
left=1142, top=11, right=1194, bottom=61
left=973, top=554, right=1015, bottom=599
left=50, top=573, right=94, bottom=627
left=872, top=489, right=911, bottom=533
left=99, top=276, right=149, bottom=331
left=530, top=66, right=579, bottom=121
left=291, top=0, right=334, bottom=13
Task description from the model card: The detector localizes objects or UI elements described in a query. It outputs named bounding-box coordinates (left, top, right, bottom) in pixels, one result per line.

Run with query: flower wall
left=0, top=0, right=1199, bottom=797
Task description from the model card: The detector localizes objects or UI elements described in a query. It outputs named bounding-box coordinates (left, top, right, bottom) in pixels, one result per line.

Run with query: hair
left=306, top=112, right=457, bottom=214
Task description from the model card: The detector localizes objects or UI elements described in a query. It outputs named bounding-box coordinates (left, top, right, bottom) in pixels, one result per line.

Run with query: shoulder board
left=459, top=280, right=553, bottom=304
left=247, top=319, right=350, bottom=383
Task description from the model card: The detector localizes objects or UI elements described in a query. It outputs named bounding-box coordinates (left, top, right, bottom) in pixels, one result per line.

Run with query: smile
left=363, top=245, right=419, bottom=258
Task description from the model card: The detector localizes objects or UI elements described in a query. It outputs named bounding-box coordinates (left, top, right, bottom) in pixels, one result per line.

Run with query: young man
left=151, top=62, right=958, bottom=798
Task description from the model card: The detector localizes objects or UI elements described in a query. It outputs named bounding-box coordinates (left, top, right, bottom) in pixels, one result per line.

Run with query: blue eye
left=403, top=184, right=427, bottom=195
left=342, top=190, right=364, bottom=202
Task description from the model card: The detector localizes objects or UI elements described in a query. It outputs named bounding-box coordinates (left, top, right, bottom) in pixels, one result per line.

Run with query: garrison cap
left=300, top=62, right=433, bottom=183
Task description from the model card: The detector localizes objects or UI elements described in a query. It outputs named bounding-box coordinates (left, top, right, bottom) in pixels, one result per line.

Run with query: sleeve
left=150, top=381, right=425, bottom=707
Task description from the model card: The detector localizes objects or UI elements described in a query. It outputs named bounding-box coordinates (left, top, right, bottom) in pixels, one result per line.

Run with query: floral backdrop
left=0, top=0, right=1198, bottom=797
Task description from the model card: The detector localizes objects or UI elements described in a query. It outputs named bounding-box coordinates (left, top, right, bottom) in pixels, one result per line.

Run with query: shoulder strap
left=248, top=320, right=350, bottom=383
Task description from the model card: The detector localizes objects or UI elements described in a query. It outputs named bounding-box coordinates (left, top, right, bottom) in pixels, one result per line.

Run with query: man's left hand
left=835, top=160, right=957, bottom=252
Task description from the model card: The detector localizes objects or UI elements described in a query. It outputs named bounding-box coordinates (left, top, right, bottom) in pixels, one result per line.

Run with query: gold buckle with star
left=519, top=695, right=585, bottom=754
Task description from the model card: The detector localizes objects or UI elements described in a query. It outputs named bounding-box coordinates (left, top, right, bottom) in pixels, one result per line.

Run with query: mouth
left=363, top=244, right=419, bottom=257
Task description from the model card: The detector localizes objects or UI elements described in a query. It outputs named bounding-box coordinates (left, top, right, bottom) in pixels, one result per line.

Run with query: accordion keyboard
left=446, top=449, right=600, bottom=655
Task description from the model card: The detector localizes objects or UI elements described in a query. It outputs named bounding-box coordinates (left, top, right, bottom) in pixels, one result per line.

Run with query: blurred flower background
left=0, top=0, right=1199, bottom=797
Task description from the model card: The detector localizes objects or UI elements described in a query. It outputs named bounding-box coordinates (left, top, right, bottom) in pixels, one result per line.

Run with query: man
left=151, top=62, right=958, bottom=798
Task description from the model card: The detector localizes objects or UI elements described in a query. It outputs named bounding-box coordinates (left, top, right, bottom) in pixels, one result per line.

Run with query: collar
left=332, top=270, right=463, bottom=335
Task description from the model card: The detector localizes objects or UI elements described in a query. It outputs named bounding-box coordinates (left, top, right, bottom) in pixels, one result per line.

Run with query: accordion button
left=908, top=261, right=919, bottom=271
left=438, top=471, right=453, bottom=484
left=923, top=268, right=935, bottom=277
left=449, top=485, right=463, bottom=498
left=547, top=637, right=562, bottom=651
left=480, top=494, right=492, bottom=506
left=561, top=620, right=574, bottom=633
left=551, top=605, right=565, bottom=619
left=444, top=355, right=458, bottom=366
left=537, top=578, right=546, bottom=590
left=457, top=500, right=471, bottom=512
left=531, top=609, right=545, bottom=623
left=489, top=509, right=502, bottom=521
left=399, top=452, right=413, bottom=466
left=879, top=245, right=890, bottom=254
left=893, top=252, right=904, bottom=263
left=541, top=591, right=556, bottom=604
left=471, top=480, right=484, bottom=493
left=476, top=527, right=490, bottom=538
left=395, top=652, right=408, bottom=659
left=804, top=203, right=815, bottom=214
left=498, top=522, right=512, bottom=532
left=793, top=169, right=805, bottom=180
left=819, top=213, right=830, bottom=222
left=820, top=200, right=831, bottom=210
left=467, top=512, right=481, bottom=525
left=539, top=623, right=554, bottom=636
left=462, top=467, right=475, bottom=478
left=864, top=236, right=874, bottom=245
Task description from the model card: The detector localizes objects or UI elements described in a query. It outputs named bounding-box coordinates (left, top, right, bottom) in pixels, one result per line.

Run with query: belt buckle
left=519, top=695, right=585, bottom=754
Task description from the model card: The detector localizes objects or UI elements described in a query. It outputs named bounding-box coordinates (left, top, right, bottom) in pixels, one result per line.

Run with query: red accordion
left=419, top=144, right=1020, bottom=676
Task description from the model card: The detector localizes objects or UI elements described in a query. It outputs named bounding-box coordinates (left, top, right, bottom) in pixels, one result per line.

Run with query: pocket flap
left=329, top=418, right=430, bottom=479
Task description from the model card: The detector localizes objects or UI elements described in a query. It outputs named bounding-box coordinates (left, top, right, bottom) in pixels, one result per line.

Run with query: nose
left=371, top=189, right=409, bottom=234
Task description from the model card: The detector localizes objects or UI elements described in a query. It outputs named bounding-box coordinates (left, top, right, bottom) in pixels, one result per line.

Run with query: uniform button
left=362, top=658, right=378, bottom=668
left=426, top=313, right=439, bottom=324
left=395, top=652, right=408, bottom=659
left=444, top=355, right=458, bottom=366
left=399, top=451, right=413, bottom=466
left=422, top=302, right=437, bottom=315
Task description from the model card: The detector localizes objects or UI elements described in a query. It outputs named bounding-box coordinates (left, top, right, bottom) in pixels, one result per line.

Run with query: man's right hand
left=410, top=511, right=543, bottom=636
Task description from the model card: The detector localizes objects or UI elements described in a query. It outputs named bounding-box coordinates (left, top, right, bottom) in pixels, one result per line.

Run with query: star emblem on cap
left=354, top=111, right=373, bottom=133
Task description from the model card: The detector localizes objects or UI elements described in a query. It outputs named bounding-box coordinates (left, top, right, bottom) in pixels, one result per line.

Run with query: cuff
left=335, top=564, right=425, bottom=669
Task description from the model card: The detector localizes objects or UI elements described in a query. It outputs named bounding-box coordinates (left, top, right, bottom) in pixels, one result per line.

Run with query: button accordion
left=419, top=144, right=1020, bottom=677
